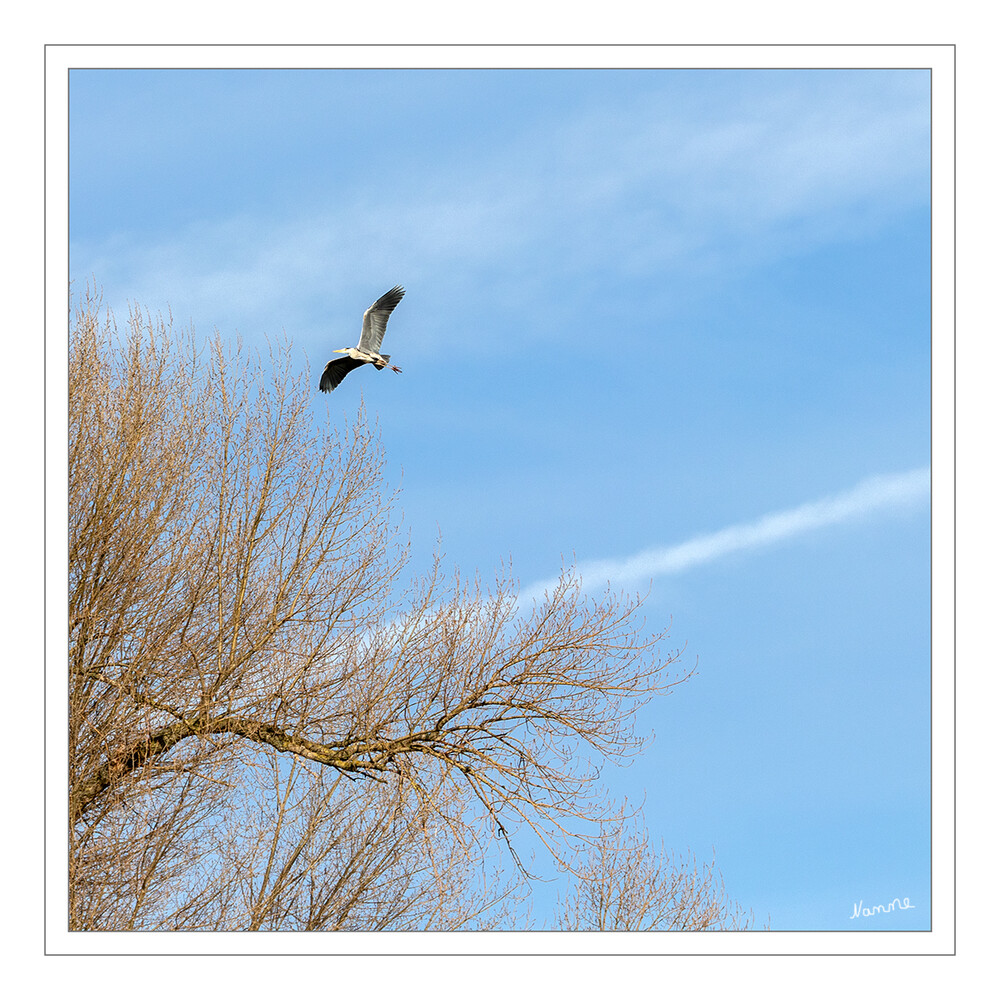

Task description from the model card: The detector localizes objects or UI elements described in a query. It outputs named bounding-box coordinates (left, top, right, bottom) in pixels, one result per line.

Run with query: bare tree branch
left=69, top=289, right=744, bottom=932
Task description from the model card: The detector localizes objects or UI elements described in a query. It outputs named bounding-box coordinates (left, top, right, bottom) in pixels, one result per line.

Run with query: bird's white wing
left=358, top=285, right=405, bottom=353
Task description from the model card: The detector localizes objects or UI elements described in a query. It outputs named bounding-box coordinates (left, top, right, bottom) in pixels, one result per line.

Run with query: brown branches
left=555, top=818, right=766, bottom=931
left=68, top=290, right=721, bottom=932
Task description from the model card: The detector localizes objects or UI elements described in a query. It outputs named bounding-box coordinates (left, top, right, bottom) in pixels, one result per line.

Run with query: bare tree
left=555, top=816, right=764, bottom=930
left=69, top=290, right=748, bottom=932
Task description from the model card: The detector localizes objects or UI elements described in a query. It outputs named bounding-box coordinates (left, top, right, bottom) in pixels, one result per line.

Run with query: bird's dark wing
left=319, top=356, right=367, bottom=393
left=358, top=285, right=405, bottom=353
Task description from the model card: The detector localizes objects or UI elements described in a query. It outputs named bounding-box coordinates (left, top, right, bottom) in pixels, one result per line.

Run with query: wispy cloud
left=522, top=467, right=930, bottom=601
left=71, top=71, right=929, bottom=355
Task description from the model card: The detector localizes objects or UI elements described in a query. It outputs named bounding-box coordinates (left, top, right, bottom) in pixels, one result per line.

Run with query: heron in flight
left=319, top=285, right=406, bottom=393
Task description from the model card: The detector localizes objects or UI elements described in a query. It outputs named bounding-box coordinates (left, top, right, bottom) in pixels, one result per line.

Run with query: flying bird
left=319, top=285, right=406, bottom=393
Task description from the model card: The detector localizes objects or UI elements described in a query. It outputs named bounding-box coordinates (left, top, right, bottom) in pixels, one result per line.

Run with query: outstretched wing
left=319, top=356, right=367, bottom=393
left=358, top=285, right=405, bottom=353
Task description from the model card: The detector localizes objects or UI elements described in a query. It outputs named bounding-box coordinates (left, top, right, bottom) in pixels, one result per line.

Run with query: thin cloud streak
left=522, top=467, right=930, bottom=601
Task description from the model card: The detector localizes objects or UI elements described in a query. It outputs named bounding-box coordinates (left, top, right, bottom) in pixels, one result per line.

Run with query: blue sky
left=68, top=67, right=931, bottom=932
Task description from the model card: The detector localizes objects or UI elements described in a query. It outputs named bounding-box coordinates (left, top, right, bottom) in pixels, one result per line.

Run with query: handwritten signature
left=850, top=896, right=916, bottom=919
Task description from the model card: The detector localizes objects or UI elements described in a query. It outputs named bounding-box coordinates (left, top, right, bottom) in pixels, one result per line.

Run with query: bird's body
left=319, top=285, right=406, bottom=393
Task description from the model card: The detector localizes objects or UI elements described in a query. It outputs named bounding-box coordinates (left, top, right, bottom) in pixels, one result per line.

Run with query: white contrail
left=522, top=467, right=930, bottom=601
